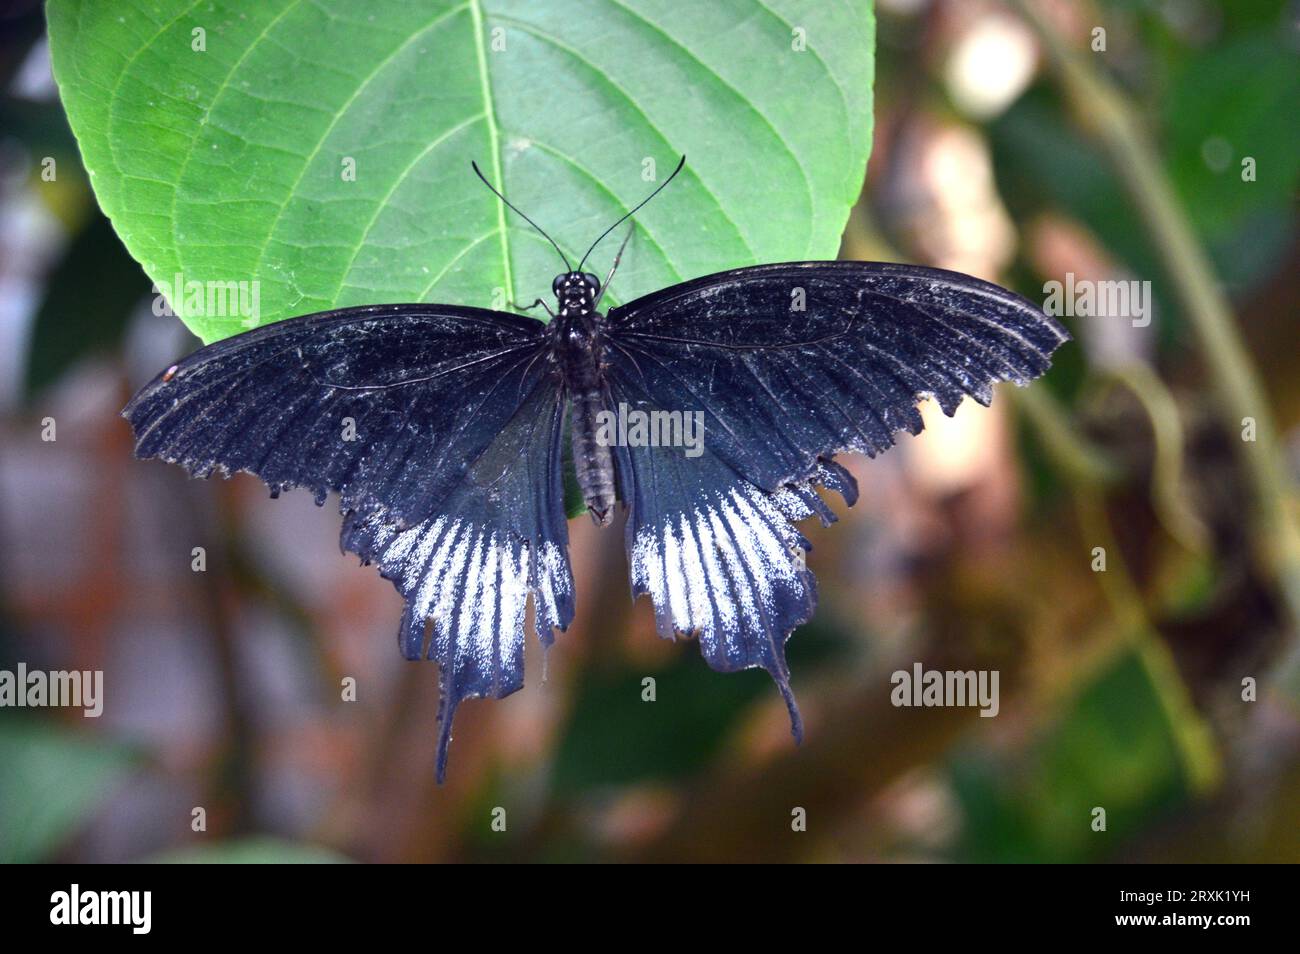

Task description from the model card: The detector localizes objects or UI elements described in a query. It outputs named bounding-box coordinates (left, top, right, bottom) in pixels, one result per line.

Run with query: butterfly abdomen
left=557, top=311, right=616, bottom=526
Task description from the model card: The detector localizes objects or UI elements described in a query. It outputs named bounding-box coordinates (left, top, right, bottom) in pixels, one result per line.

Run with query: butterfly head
left=553, top=271, right=601, bottom=312
left=472, top=155, right=687, bottom=316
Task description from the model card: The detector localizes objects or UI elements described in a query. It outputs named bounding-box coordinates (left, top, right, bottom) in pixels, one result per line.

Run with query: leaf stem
left=1074, top=486, right=1222, bottom=793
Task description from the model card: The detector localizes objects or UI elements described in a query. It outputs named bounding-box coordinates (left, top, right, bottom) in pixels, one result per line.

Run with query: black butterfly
left=124, top=157, right=1068, bottom=780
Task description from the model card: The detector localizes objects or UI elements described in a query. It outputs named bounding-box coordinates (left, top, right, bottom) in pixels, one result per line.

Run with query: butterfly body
left=550, top=270, right=617, bottom=525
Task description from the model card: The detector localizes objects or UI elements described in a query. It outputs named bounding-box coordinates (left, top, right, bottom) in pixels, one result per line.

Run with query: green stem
left=1099, top=365, right=1209, bottom=556
left=1074, top=490, right=1221, bottom=793
left=1011, top=386, right=1122, bottom=486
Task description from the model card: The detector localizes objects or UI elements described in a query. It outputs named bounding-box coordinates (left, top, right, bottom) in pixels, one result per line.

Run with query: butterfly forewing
left=124, top=303, right=551, bottom=526
left=606, top=261, right=1068, bottom=492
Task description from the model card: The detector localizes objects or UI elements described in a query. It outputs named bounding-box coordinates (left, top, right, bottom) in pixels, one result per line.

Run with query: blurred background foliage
left=1, top=0, right=1297, bottom=863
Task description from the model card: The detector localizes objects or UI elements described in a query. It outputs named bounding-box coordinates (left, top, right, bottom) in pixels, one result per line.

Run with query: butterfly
left=123, top=157, right=1069, bottom=780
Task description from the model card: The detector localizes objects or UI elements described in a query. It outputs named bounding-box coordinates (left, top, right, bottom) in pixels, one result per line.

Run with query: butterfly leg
left=594, top=226, right=634, bottom=307
left=511, top=298, right=555, bottom=319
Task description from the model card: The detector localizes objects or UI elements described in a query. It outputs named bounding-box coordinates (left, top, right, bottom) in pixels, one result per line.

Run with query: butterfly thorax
left=551, top=273, right=616, bottom=526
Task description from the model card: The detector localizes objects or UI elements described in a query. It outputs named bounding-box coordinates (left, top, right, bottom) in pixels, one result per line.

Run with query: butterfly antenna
left=471, top=160, right=572, bottom=271
left=577, top=155, right=686, bottom=273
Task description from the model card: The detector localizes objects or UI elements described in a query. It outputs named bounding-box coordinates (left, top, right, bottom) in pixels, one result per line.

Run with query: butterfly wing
left=340, top=373, right=572, bottom=780
left=603, top=261, right=1069, bottom=730
left=608, top=431, right=855, bottom=739
left=124, top=303, right=573, bottom=778
left=124, top=303, right=553, bottom=527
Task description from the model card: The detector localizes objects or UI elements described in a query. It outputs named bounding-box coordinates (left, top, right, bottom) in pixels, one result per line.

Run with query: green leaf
left=0, top=719, right=137, bottom=863
left=948, top=647, right=1193, bottom=863
left=1162, top=30, right=1299, bottom=288
left=48, top=0, right=875, bottom=344
left=552, top=654, right=771, bottom=791
left=143, top=836, right=350, bottom=863
left=551, top=618, right=845, bottom=791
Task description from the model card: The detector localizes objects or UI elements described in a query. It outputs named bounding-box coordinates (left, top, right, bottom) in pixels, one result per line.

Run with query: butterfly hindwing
left=340, top=373, right=573, bottom=780
left=124, top=303, right=574, bottom=778
left=603, top=261, right=1069, bottom=729
left=610, top=429, right=857, bottom=737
